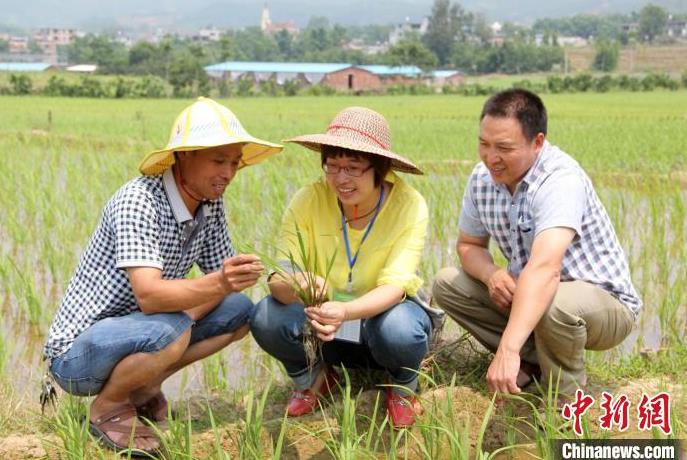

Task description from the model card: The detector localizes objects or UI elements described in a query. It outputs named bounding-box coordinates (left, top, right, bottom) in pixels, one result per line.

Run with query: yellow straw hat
left=139, top=97, right=283, bottom=175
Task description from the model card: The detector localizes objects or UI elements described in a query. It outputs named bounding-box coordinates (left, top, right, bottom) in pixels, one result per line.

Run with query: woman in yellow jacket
left=250, top=107, right=431, bottom=428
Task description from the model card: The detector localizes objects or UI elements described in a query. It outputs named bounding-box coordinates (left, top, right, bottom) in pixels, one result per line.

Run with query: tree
left=592, top=40, right=619, bottom=71
left=386, top=37, right=438, bottom=71
left=471, top=13, right=493, bottom=44
left=274, top=30, right=294, bottom=59
left=450, top=42, right=481, bottom=73
left=423, top=0, right=467, bottom=66
left=66, top=35, right=128, bottom=73
left=128, top=41, right=173, bottom=76
left=168, top=44, right=210, bottom=97
left=9, top=74, right=32, bottom=95
left=0, top=39, right=8, bottom=52
left=639, top=4, right=668, bottom=42
left=232, top=27, right=280, bottom=61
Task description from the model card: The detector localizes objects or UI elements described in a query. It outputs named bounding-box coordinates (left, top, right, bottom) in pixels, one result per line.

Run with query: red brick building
left=322, top=67, right=381, bottom=91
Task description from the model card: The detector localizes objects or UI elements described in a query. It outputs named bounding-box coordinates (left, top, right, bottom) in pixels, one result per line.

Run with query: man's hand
left=304, top=301, right=347, bottom=341
left=219, top=254, right=264, bottom=293
left=486, top=268, right=517, bottom=311
left=486, top=346, right=521, bottom=394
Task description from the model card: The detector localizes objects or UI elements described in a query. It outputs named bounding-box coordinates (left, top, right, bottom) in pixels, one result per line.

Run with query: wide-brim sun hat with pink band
left=283, top=106, right=423, bottom=175
left=139, top=97, right=283, bottom=175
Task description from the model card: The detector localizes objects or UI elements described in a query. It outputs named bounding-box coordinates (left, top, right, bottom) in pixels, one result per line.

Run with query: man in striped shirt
left=433, top=89, right=641, bottom=400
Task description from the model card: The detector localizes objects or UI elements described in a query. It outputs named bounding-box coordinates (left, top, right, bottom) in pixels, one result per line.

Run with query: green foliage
left=4, top=68, right=686, bottom=99
left=168, top=48, right=210, bottom=98
left=593, top=40, right=620, bottom=72
left=235, top=382, right=273, bottom=458
left=9, top=73, right=32, bottom=95
left=386, top=37, right=438, bottom=71
left=0, top=38, right=8, bottom=52
left=282, top=78, right=301, bottom=96
left=617, top=75, right=643, bottom=91
left=133, top=75, right=167, bottom=98
left=42, top=75, right=69, bottom=96
left=489, top=42, right=563, bottom=74
left=234, top=27, right=282, bottom=61
left=278, top=222, right=336, bottom=308
left=533, top=13, right=627, bottom=40
left=641, top=72, right=680, bottom=91
left=546, top=73, right=605, bottom=93
left=47, top=396, right=103, bottom=459
left=511, top=79, right=547, bottom=93
left=274, top=29, right=294, bottom=60
left=66, top=34, right=129, bottom=73
left=386, top=82, right=434, bottom=95
left=450, top=41, right=563, bottom=75
left=639, top=4, right=669, bottom=43
left=75, top=76, right=107, bottom=98
left=442, top=82, right=496, bottom=96
left=128, top=40, right=174, bottom=77
left=302, top=84, right=337, bottom=96
left=236, top=77, right=254, bottom=97
left=39, top=74, right=168, bottom=98
left=592, top=74, right=615, bottom=92
left=423, top=0, right=469, bottom=65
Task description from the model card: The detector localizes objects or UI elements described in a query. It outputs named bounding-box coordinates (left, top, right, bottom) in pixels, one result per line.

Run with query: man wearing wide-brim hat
left=43, top=97, right=282, bottom=455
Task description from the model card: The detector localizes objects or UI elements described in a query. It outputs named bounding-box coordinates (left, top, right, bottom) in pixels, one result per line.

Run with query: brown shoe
left=136, top=392, right=176, bottom=428
left=89, top=403, right=160, bottom=456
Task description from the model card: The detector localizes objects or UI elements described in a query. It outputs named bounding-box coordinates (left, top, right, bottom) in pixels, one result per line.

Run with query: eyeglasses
left=322, top=163, right=373, bottom=177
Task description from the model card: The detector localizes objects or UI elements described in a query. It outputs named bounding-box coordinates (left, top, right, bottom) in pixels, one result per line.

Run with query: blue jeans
left=50, top=293, right=254, bottom=396
left=250, top=295, right=432, bottom=392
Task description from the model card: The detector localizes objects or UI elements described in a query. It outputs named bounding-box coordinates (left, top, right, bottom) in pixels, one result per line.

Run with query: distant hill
left=0, top=0, right=685, bottom=32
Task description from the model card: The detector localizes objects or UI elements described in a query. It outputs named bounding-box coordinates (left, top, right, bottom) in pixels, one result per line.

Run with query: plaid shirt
left=44, top=169, right=235, bottom=360
left=459, top=141, right=642, bottom=318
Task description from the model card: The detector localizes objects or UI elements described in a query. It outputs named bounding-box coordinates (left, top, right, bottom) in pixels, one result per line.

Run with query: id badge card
left=332, top=291, right=362, bottom=344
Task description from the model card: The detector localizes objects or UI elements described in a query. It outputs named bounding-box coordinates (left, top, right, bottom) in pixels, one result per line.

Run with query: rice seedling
left=313, top=367, right=387, bottom=459
left=260, top=221, right=337, bottom=371
left=235, top=381, right=272, bottom=458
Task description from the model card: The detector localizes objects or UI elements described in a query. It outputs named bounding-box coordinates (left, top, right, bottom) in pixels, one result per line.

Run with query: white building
left=388, top=17, right=429, bottom=45
left=193, top=27, right=223, bottom=42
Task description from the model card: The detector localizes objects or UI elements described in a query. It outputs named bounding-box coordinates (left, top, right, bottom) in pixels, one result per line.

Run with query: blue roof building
left=0, top=62, right=54, bottom=72
left=204, top=61, right=441, bottom=90
left=205, top=61, right=353, bottom=74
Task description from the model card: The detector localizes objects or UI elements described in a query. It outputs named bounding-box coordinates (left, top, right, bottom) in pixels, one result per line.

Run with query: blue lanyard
left=341, top=186, right=386, bottom=293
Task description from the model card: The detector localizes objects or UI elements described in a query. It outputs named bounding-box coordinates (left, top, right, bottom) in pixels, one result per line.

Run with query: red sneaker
left=286, top=368, right=339, bottom=417
left=386, top=388, right=421, bottom=428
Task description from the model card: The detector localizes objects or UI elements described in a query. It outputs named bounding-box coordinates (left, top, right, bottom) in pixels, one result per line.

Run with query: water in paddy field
left=1, top=294, right=284, bottom=405
left=4, top=287, right=679, bottom=406
left=2, top=177, right=685, bottom=407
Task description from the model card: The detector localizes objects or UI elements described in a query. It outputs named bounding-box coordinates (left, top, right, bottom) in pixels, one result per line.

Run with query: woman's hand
left=298, top=275, right=328, bottom=302
left=269, top=272, right=327, bottom=305
left=305, top=301, right=348, bottom=341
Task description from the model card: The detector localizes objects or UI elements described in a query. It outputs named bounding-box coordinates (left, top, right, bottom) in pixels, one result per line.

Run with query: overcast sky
left=1, top=0, right=684, bottom=31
